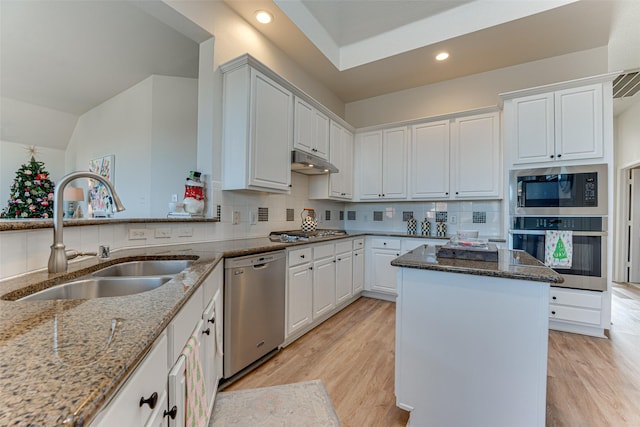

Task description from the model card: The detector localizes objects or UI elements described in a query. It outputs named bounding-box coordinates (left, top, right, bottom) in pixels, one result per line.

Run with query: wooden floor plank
left=227, top=284, right=640, bottom=426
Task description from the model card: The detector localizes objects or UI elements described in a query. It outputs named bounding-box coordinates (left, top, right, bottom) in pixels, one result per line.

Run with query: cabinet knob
left=382, top=194, right=385, bottom=197
left=455, top=192, right=459, bottom=195
left=309, top=266, right=313, bottom=270
left=202, top=328, right=211, bottom=335
left=300, top=254, right=305, bottom=258
left=378, top=194, right=382, bottom=197
left=208, top=317, right=215, bottom=324
left=552, top=296, right=557, bottom=300
left=337, top=258, right=342, bottom=261
left=139, top=392, right=158, bottom=409
left=557, top=154, right=562, bottom=158
left=164, top=406, right=178, bottom=419
left=333, top=260, right=336, bottom=263
left=383, top=242, right=387, bottom=245
left=396, top=253, right=400, bottom=256
left=445, top=192, right=449, bottom=195
left=551, top=311, right=556, bottom=315
left=550, top=155, right=555, bottom=158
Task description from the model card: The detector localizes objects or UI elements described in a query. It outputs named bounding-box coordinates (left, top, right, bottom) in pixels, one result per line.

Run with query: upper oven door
left=509, top=164, right=608, bottom=216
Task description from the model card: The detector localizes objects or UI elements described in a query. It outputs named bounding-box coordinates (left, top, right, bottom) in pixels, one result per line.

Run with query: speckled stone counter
left=391, top=244, right=563, bottom=284
left=0, top=217, right=220, bottom=231
left=0, top=235, right=354, bottom=426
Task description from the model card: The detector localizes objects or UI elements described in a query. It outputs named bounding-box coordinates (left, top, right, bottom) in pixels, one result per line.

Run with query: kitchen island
left=391, top=245, right=563, bottom=427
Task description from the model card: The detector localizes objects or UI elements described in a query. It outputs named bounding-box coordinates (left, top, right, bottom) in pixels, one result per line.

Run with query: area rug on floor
left=210, top=379, right=340, bottom=426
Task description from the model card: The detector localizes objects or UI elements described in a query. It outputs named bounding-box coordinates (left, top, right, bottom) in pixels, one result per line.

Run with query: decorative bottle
left=407, top=216, right=417, bottom=235
left=421, top=219, right=431, bottom=236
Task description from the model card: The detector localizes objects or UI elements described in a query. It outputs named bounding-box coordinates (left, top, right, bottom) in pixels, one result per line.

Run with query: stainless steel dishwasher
left=223, top=250, right=286, bottom=378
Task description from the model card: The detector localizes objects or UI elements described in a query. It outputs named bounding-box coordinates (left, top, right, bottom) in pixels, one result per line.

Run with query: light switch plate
left=177, top=227, right=193, bottom=237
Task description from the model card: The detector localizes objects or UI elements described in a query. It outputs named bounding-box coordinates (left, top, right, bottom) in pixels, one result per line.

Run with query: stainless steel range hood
left=290, top=149, right=338, bottom=175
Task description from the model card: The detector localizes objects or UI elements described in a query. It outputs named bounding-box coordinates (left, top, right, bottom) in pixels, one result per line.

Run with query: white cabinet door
left=512, top=93, right=555, bottom=164
left=452, top=112, right=501, bottom=199
left=287, top=263, right=313, bottom=336
left=294, top=97, right=329, bottom=159
left=167, top=353, right=187, bottom=427
left=382, top=126, right=408, bottom=199
left=352, top=249, right=364, bottom=294
left=294, top=96, right=315, bottom=154
left=330, top=123, right=354, bottom=199
left=250, top=70, right=293, bottom=191
left=313, top=257, right=336, bottom=318
left=314, top=109, right=330, bottom=159
left=93, top=333, right=168, bottom=427
left=410, top=120, right=450, bottom=199
left=222, top=63, right=292, bottom=193
left=555, top=84, right=603, bottom=161
left=371, top=249, right=400, bottom=294
left=335, top=251, right=353, bottom=304
left=358, top=131, right=383, bottom=199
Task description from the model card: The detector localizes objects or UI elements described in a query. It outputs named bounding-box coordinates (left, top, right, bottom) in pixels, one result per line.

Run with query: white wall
left=65, top=75, right=197, bottom=218
left=615, top=99, right=640, bottom=169
left=345, top=47, right=608, bottom=128
left=0, top=141, right=65, bottom=215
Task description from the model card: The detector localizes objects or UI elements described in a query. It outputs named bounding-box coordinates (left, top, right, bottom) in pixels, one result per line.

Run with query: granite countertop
left=0, top=231, right=507, bottom=425
left=0, top=217, right=220, bottom=231
left=0, top=233, right=368, bottom=426
left=391, top=244, right=564, bottom=284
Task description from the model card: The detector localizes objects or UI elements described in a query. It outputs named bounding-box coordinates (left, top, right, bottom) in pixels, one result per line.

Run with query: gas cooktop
left=269, top=229, right=348, bottom=242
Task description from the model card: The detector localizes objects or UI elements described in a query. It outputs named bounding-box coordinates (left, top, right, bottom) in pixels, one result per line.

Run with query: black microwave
left=510, top=164, right=607, bottom=216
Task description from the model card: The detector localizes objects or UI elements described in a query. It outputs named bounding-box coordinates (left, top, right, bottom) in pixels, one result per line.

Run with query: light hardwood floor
left=226, top=284, right=640, bottom=427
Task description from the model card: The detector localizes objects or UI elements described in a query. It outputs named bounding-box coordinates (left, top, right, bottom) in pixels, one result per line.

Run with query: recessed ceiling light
left=255, top=10, right=273, bottom=24
left=435, top=52, right=450, bottom=61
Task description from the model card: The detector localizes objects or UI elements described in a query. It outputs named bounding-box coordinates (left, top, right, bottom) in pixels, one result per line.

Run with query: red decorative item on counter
left=183, top=171, right=205, bottom=215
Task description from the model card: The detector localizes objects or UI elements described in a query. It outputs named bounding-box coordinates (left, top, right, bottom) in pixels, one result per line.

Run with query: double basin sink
left=19, top=260, right=194, bottom=301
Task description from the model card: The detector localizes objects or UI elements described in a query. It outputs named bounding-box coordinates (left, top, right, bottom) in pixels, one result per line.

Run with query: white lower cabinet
left=366, top=238, right=401, bottom=295
left=92, top=332, right=168, bottom=427
left=91, top=263, right=224, bottom=427
left=352, top=238, right=365, bottom=296
left=313, top=245, right=337, bottom=319
left=549, top=287, right=604, bottom=336
left=286, top=239, right=363, bottom=342
left=335, top=245, right=354, bottom=305
left=287, top=262, right=314, bottom=336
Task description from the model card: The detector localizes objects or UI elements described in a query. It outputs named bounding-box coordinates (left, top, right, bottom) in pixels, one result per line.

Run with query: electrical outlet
left=449, top=214, right=458, bottom=224
left=171, top=194, right=178, bottom=203
left=155, top=228, right=172, bottom=238
left=249, top=209, right=257, bottom=225
left=232, top=211, right=240, bottom=225
left=128, top=229, right=148, bottom=240
left=177, top=227, right=193, bottom=237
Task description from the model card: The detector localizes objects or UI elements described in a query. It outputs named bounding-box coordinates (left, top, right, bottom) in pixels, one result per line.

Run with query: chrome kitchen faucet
left=48, top=171, right=125, bottom=273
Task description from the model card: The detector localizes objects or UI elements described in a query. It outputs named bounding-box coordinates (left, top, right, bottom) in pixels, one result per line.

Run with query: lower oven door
left=510, top=230, right=607, bottom=291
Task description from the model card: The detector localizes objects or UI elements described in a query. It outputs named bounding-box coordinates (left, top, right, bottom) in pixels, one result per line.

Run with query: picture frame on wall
left=88, top=155, right=115, bottom=218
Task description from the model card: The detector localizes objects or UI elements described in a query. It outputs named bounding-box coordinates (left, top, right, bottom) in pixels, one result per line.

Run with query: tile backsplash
left=0, top=172, right=503, bottom=280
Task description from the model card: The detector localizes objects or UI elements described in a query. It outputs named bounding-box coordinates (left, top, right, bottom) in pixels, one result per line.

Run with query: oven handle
left=509, top=229, right=607, bottom=237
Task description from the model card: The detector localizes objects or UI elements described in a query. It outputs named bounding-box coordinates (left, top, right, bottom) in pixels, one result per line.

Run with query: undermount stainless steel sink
left=18, top=276, right=172, bottom=301
left=91, top=260, right=194, bottom=277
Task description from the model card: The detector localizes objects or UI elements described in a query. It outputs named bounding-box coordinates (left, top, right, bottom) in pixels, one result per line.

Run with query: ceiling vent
left=613, top=70, right=640, bottom=99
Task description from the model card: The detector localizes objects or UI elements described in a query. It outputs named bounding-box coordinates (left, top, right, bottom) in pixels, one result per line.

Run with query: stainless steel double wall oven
left=509, top=164, right=608, bottom=291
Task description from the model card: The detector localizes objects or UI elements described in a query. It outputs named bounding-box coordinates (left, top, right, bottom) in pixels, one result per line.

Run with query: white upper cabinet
left=451, top=112, right=501, bottom=199
left=410, top=120, right=450, bottom=199
left=222, top=60, right=293, bottom=193
left=309, top=120, right=354, bottom=200
left=294, top=97, right=330, bottom=159
left=510, top=84, right=603, bottom=165
left=357, top=126, right=407, bottom=200
left=555, top=85, right=603, bottom=161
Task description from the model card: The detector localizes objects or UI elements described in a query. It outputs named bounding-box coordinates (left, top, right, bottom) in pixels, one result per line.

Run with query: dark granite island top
left=391, top=244, right=564, bottom=284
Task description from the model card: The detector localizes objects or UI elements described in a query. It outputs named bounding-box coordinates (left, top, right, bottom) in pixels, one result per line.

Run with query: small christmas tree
left=1, top=155, right=55, bottom=219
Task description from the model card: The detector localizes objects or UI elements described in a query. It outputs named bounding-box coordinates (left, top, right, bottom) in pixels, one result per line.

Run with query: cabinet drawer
left=168, top=285, right=204, bottom=364
left=549, top=304, right=601, bottom=325
left=550, top=287, right=602, bottom=309
left=314, top=243, right=335, bottom=260
left=335, top=240, right=352, bottom=254
left=289, top=247, right=312, bottom=267
left=352, top=238, right=364, bottom=250
left=370, top=238, right=401, bottom=250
